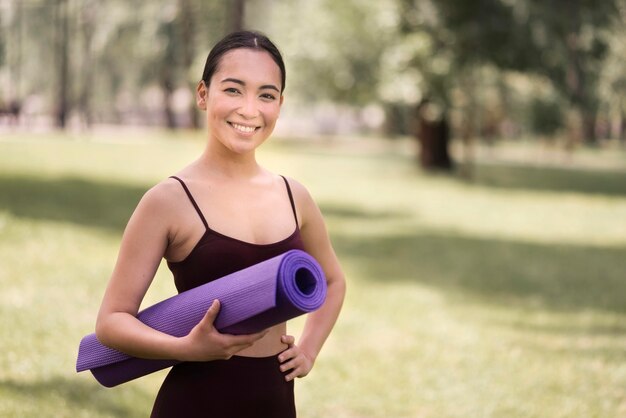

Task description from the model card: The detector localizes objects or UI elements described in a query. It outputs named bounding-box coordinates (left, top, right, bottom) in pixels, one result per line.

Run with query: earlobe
left=196, top=81, right=207, bottom=110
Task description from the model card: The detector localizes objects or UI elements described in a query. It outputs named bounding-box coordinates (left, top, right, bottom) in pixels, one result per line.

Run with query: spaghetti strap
left=169, top=176, right=209, bottom=230
left=280, top=175, right=299, bottom=228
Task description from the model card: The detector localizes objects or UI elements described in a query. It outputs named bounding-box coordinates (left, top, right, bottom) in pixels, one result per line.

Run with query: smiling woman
left=199, top=48, right=284, bottom=155
left=92, top=31, right=346, bottom=418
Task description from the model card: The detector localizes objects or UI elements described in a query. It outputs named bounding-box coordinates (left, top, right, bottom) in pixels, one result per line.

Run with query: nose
left=237, top=95, right=259, bottom=119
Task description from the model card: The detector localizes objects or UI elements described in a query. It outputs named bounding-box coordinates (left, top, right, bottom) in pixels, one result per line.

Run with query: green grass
left=1, top=132, right=626, bottom=417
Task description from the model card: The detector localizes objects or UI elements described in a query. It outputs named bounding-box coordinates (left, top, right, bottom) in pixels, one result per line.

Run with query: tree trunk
left=414, top=100, right=453, bottom=170
left=161, top=68, right=177, bottom=130
left=55, top=0, right=70, bottom=129
left=564, top=28, right=597, bottom=144
left=612, top=109, right=625, bottom=142
left=581, top=108, right=597, bottom=144
left=159, top=19, right=177, bottom=129
left=230, top=0, right=246, bottom=32
left=79, top=0, right=96, bottom=129
left=179, top=0, right=199, bottom=129
left=13, top=1, right=23, bottom=101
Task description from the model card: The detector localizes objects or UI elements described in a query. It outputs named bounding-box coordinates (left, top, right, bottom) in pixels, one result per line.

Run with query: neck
left=198, top=141, right=262, bottom=180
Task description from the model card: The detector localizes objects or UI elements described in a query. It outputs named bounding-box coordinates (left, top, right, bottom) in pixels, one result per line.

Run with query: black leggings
left=150, top=355, right=296, bottom=418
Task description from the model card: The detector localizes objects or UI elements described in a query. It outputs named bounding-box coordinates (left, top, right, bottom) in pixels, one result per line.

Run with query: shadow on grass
left=333, top=229, right=626, bottom=314
left=464, top=163, right=626, bottom=197
left=0, top=376, right=152, bottom=417
left=3, top=173, right=625, bottom=315
left=320, top=203, right=411, bottom=220
left=0, top=174, right=412, bottom=231
left=0, top=174, right=146, bottom=231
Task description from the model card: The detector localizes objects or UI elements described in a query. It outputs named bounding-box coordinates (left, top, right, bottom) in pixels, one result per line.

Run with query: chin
left=227, top=139, right=266, bottom=155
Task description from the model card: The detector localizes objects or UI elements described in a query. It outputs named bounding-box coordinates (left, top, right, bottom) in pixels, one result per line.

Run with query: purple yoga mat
left=76, top=249, right=326, bottom=387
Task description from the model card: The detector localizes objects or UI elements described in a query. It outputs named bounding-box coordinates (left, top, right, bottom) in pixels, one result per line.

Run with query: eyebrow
left=221, top=78, right=280, bottom=93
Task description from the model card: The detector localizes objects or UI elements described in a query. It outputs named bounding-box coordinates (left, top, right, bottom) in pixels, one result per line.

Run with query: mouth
left=228, top=122, right=260, bottom=134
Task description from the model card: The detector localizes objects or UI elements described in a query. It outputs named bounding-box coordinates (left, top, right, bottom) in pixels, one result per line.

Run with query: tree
left=3, top=0, right=620, bottom=139
left=272, top=0, right=393, bottom=105
left=391, top=0, right=620, bottom=167
left=77, top=0, right=96, bottom=127
left=178, top=0, right=199, bottom=128
left=54, top=0, right=70, bottom=128
left=597, top=5, right=626, bottom=141
left=157, top=10, right=178, bottom=129
left=229, top=0, right=246, bottom=32
left=523, top=0, right=619, bottom=144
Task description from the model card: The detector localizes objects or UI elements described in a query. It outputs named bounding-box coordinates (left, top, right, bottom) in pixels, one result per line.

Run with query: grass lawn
left=1, top=131, right=626, bottom=417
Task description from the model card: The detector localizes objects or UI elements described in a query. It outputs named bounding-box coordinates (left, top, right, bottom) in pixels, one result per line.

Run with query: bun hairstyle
left=201, top=30, right=286, bottom=93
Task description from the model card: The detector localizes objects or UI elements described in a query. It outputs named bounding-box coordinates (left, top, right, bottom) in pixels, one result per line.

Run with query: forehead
left=213, top=49, right=282, bottom=88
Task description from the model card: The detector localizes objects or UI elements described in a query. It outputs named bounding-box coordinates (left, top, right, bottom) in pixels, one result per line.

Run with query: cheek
left=206, top=97, right=231, bottom=120
left=261, top=103, right=281, bottom=122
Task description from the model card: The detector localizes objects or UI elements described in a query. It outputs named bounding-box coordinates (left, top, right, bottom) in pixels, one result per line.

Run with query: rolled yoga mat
left=76, top=249, right=327, bottom=387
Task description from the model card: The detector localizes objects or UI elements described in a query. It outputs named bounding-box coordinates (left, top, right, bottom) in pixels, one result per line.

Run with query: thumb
left=201, top=299, right=221, bottom=326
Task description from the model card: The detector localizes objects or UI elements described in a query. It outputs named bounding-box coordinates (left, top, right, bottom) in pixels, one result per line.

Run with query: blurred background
left=0, top=0, right=624, bottom=154
left=1, top=1, right=626, bottom=417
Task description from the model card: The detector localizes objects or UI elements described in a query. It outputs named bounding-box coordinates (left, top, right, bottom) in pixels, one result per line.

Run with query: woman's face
left=198, top=48, right=283, bottom=156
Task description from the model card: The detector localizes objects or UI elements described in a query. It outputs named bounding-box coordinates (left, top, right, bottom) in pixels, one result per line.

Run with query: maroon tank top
left=167, top=175, right=306, bottom=293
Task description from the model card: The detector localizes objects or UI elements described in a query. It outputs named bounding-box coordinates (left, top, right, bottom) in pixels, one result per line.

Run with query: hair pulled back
left=201, top=30, right=286, bottom=93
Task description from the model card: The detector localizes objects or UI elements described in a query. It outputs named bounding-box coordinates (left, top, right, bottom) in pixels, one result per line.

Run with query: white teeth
left=231, top=123, right=256, bottom=133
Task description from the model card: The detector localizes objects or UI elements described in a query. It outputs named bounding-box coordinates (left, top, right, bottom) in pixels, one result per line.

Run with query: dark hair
left=201, top=30, right=286, bottom=93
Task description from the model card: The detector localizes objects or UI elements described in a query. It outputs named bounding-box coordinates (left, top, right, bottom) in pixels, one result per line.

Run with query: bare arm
left=278, top=179, right=346, bottom=380
left=95, top=182, right=265, bottom=362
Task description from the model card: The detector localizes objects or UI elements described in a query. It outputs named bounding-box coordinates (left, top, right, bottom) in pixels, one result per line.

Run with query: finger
left=285, top=367, right=303, bottom=382
left=200, top=299, right=221, bottom=326
left=278, top=348, right=295, bottom=363
left=279, top=358, right=298, bottom=373
left=281, top=335, right=295, bottom=346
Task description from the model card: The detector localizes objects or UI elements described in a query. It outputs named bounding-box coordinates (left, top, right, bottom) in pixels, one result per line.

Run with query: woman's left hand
left=278, top=335, right=315, bottom=382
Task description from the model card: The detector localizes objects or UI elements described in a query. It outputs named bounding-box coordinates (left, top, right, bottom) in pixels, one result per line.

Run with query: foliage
left=0, top=0, right=229, bottom=125
left=528, top=97, right=563, bottom=136
left=0, top=0, right=624, bottom=140
left=270, top=0, right=396, bottom=105
left=274, top=0, right=624, bottom=142
left=597, top=3, right=626, bottom=126
left=0, top=8, right=4, bottom=68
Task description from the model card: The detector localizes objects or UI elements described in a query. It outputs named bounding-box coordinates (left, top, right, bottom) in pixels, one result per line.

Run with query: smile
left=228, top=122, right=259, bottom=134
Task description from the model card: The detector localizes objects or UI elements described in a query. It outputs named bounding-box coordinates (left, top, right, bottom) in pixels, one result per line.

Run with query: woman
left=95, top=31, right=346, bottom=417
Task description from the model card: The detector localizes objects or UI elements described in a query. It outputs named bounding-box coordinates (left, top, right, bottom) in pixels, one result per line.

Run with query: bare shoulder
left=139, top=177, right=186, bottom=209
left=128, top=177, right=190, bottom=231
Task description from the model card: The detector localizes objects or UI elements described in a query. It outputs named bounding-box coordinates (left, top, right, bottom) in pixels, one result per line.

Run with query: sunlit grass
left=1, top=132, right=626, bottom=417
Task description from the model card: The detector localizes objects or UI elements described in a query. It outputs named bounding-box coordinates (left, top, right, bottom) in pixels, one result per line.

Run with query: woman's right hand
left=178, top=299, right=268, bottom=362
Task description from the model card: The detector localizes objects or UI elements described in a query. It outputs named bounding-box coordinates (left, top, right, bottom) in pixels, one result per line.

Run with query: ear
left=279, top=95, right=284, bottom=107
left=196, top=81, right=208, bottom=110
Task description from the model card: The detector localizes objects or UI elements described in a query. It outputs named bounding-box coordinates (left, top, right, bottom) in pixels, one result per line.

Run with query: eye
left=260, top=93, right=277, bottom=101
left=224, top=87, right=241, bottom=95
